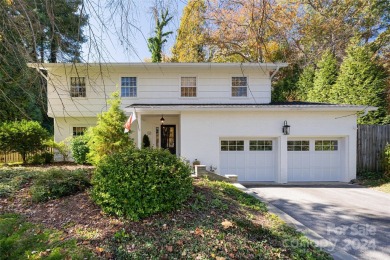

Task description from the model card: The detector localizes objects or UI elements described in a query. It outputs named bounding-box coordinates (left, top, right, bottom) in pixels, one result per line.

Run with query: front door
left=161, top=125, right=176, bottom=154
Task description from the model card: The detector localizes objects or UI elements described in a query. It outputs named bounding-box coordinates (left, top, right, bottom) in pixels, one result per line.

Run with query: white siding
left=180, top=110, right=357, bottom=183
left=46, top=65, right=272, bottom=117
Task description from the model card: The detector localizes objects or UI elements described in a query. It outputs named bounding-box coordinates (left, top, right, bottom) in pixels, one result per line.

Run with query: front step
left=194, top=165, right=237, bottom=183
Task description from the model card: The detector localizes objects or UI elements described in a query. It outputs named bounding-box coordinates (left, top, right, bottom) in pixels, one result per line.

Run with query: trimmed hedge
left=91, top=147, right=193, bottom=220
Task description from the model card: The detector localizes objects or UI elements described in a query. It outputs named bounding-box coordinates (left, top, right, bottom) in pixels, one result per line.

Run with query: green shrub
left=30, top=169, right=91, bottom=202
left=142, top=134, right=150, bottom=148
left=70, top=135, right=90, bottom=164
left=26, top=152, right=53, bottom=165
left=27, top=154, right=45, bottom=165
left=0, top=120, right=50, bottom=163
left=91, top=147, right=193, bottom=220
left=0, top=169, right=35, bottom=198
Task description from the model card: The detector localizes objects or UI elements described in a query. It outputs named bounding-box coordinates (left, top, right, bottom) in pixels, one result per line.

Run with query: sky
left=82, top=1, right=186, bottom=63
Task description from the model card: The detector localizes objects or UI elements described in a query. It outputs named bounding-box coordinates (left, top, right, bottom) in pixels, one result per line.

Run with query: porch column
left=137, top=114, right=142, bottom=149
left=279, top=135, right=288, bottom=183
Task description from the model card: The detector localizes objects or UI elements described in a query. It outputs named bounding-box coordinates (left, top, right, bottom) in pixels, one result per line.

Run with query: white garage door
left=220, top=139, right=276, bottom=181
left=287, top=139, right=342, bottom=182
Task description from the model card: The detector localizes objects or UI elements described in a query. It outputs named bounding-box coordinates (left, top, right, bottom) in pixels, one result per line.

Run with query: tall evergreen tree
left=331, top=43, right=388, bottom=124
left=307, top=50, right=338, bottom=102
left=171, top=0, right=206, bottom=62
left=296, top=64, right=315, bottom=101
left=271, top=64, right=301, bottom=102
left=87, top=92, right=134, bottom=165
left=30, top=0, right=88, bottom=63
left=147, top=9, right=173, bottom=63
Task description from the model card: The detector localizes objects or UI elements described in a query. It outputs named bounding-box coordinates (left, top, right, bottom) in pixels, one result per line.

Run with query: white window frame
left=287, top=140, right=310, bottom=151
left=220, top=140, right=245, bottom=151
left=180, top=76, right=197, bottom=97
left=249, top=140, right=273, bottom=151
left=72, top=126, right=87, bottom=136
left=231, top=76, right=248, bottom=97
left=315, top=140, right=338, bottom=151
left=121, top=76, right=137, bottom=97
left=70, top=77, right=86, bottom=97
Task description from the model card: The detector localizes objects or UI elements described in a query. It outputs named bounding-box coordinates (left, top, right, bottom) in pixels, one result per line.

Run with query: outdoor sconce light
left=282, top=120, right=290, bottom=135
left=160, top=115, right=165, bottom=125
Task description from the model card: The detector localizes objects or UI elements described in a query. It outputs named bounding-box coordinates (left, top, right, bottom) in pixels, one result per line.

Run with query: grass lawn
left=356, top=171, right=390, bottom=193
left=0, top=166, right=331, bottom=259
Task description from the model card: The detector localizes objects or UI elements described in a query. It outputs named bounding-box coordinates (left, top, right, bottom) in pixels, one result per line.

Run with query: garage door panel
left=288, top=138, right=342, bottom=182
left=220, top=139, right=276, bottom=182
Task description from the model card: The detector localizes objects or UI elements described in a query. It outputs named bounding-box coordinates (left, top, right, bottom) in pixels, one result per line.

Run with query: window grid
left=70, top=77, right=86, bottom=97
left=250, top=140, right=273, bottom=151
left=232, top=77, right=247, bottom=97
left=287, top=141, right=310, bottom=151
left=221, top=140, right=244, bottom=151
left=315, top=140, right=338, bottom=151
left=121, top=77, right=137, bottom=97
left=73, top=127, right=86, bottom=136
left=181, top=77, right=197, bottom=97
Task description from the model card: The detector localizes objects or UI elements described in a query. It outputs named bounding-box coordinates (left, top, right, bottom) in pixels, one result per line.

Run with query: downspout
left=357, top=107, right=369, bottom=119
left=270, top=65, right=280, bottom=80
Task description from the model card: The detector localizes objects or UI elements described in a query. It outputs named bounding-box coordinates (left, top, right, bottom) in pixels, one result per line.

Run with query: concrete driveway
left=245, top=184, right=390, bottom=260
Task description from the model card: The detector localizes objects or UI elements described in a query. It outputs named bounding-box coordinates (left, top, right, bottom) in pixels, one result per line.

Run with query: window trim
left=120, top=76, right=138, bottom=98
left=72, top=126, right=87, bottom=137
left=249, top=140, right=273, bottom=151
left=287, top=140, right=310, bottom=151
left=231, top=76, right=248, bottom=97
left=315, top=140, right=338, bottom=151
left=179, top=76, right=198, bottom=98
left=70, top=76, right=86, bottom=97
left=220, top=140, right=245, bottom=151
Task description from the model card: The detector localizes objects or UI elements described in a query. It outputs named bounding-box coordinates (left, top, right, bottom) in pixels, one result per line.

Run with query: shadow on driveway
left=247, top=185, right=390, bottom=260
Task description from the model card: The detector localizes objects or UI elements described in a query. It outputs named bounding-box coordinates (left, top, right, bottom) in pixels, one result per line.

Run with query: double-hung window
left=181, top=77, right=197, bottom=97
left=232, top=77, right=247, bottom=97
left=72, top=127, right=86, bottom=136
left=70, top=77, right=86, bottom=97
left=121, top=77, right=137, bottom=97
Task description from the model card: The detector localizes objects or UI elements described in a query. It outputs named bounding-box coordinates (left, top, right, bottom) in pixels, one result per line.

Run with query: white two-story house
left=30, top=62, right=374, bottom=183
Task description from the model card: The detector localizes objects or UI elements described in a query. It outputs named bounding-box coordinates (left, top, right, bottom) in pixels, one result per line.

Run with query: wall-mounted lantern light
left=282, top=120, right=290, bottom=135
left=160, top=115, right=165, bottom=125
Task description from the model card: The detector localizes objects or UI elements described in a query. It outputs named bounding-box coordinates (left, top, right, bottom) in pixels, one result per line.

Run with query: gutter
left=28, top=63, right=48, bottom=81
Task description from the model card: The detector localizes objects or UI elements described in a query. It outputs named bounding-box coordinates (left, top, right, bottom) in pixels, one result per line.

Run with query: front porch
left=131, top=113, right=181, bottom=156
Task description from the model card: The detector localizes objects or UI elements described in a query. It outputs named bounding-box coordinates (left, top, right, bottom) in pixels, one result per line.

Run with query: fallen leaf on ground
left=221, top=219, right=233, bottom=229
left=194, top=227, right=204, bottom=237
left=166, top=245, right=173, bottom=252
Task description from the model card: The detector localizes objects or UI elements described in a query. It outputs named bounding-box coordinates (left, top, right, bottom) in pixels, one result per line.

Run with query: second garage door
left=287, top=139, right=343, bottom=182
left=220, top=139, right=277, bottom=181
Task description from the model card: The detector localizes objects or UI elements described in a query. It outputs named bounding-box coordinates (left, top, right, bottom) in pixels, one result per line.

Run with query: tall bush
left=91, top=147, right=193, bottom=220
left=0, top=120, right=49, bottom=163
left=87, top=92, right=134, bottom=165
left=70, top=135, right=90, bottom=164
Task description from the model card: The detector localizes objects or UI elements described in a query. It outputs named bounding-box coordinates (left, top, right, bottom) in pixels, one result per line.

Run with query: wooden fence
left=357, top=124, right=390, bottom=173
left=0, top=148, right=53, bottom=164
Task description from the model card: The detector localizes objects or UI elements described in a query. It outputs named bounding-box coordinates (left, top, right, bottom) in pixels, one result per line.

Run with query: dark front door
left=161, top=125, right=176, bottom=154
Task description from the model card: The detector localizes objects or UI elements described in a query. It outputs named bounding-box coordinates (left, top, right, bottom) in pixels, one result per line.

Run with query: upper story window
left=121, top=77, right=137, bottom=97
left=232, top=77, right=247, bottom=97
left=70, top=77, right=86, bottom=97
left=181, top=77, right=197, bottom=97
left=73, top=127, right=86, bottom=136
